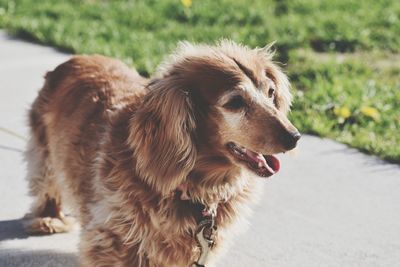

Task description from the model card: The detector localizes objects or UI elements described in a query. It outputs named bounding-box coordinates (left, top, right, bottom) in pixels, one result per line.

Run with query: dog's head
left=129, top=41, right=300, bottom=195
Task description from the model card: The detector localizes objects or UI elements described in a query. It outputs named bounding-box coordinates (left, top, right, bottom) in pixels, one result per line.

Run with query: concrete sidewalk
left=1, top=31, right=400, bottom=267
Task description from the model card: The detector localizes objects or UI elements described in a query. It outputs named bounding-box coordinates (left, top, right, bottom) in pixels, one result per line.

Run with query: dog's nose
left=282, top=131, right=301, bottom=150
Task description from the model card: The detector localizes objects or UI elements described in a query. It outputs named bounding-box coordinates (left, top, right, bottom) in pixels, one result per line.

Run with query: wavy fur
left=24, top=41, right=298, bottom=267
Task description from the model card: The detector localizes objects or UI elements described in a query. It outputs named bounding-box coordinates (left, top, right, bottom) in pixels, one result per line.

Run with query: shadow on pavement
left=0, top=145, right=24, bottom=153
left=0, top=248, right=77, bottom=267
left=0, top=219, right=30, bottom=241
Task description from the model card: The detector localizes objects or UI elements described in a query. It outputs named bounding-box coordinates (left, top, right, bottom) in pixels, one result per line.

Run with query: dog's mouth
left=227, top=142, right=280, bottom=177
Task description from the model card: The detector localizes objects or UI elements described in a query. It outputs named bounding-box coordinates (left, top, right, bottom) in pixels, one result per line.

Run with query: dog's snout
left=291, top=131, right=301, bottom=141
left=282, top=130, right=301, bottom=150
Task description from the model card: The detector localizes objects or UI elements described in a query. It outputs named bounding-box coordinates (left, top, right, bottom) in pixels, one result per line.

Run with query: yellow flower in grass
left=333, top=106, right=351, bottom=119
left=360, top=106, right=380, bottom=121
left=181, top=0, right=192, bottom=8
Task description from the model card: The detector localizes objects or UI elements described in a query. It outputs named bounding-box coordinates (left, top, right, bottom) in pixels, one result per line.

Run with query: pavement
left=1, top=31, right=399, bottom=267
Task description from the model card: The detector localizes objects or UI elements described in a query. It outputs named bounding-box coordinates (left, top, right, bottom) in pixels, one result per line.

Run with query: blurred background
left=0, top=0, right=399, bottom=161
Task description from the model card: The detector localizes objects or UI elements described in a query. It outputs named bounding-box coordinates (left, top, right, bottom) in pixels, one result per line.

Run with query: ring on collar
left=191, top=207, right=217, bottom=267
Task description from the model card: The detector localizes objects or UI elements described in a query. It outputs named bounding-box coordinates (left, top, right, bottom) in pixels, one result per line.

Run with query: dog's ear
left=128, top=77, right=197, bottom=195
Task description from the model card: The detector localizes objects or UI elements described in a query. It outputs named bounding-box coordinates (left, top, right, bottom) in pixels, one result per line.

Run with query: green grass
left=290, top=50, right=400, bottom=161
left=1, top=0, right=399, bottom=162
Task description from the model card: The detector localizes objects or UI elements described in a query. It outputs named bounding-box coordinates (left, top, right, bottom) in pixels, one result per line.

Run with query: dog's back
left=24, top=55, right=147, bottom=233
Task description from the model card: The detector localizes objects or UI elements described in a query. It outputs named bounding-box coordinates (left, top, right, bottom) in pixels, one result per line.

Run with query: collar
left=175, top=184, right=218, bottom=267
left=191, top=203, right=217, bottom=267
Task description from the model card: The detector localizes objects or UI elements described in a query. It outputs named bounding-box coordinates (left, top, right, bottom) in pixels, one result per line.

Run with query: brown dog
left=24, top=40, right=300, bottom=266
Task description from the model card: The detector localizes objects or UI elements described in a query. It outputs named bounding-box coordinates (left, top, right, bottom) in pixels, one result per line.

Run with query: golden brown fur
left=24, top=41, right=299, bottom=266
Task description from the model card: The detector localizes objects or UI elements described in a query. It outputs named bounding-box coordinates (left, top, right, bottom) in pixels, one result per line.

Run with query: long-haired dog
left=24, top=41, right=300, bottom=266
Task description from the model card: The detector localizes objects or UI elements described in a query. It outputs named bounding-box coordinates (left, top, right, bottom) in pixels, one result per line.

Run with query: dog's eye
left=223, top=95, right=246, bottom=110
left=268, top=87, right=275, bottom=98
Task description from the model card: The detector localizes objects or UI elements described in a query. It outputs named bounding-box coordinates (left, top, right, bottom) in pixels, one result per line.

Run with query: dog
left=23, top=40, right=300, bottom=267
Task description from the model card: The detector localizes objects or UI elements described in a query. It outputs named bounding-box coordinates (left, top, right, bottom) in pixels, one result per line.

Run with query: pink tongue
left=245, top=149, right=268, bottom=168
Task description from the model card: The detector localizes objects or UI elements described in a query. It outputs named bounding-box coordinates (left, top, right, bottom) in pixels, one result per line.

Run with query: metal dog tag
left=191, top=216, right=216, bottom=267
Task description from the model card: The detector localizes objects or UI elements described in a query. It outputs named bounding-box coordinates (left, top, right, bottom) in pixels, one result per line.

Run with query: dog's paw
left=23, top=215, right=76, bottom=235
